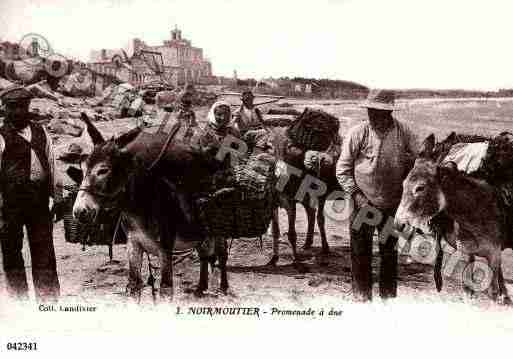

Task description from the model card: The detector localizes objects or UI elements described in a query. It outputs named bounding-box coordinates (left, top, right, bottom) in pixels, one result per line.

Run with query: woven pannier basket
left=197, top=153, right=276, bottom=238
left=286, top=108, right=339, bottom=151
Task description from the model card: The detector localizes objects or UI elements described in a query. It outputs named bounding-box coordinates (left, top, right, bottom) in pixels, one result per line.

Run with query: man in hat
left=233, top=89, right=266, bottom=136
left=336, top=89, right=419, bottom=301
left=0, top=86, right=61, bottom=301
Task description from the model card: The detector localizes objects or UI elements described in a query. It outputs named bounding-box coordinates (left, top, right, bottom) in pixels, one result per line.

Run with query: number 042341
left=6, top=342, right=38, bottom=351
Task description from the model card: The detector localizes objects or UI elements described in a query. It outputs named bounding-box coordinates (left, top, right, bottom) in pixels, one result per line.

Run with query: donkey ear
left=419, top=134, right=436, bottom=158
left=80, top=112, right=105, bottom=146
left=446, top=131, right=457, bottom=143
left=115, top=127, right=142, bottom=149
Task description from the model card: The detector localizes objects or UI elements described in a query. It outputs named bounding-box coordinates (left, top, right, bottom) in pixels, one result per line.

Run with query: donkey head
left=395, top=134, right=457, bottom=231
left=73, top=113, right=141, bottom=224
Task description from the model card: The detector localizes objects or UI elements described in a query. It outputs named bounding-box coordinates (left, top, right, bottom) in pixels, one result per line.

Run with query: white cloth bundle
left=442, top=142, right=489, bottom=174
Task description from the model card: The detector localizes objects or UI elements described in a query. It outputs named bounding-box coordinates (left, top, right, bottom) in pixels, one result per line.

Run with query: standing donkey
left=73, top=113, right=236, bottom=301
left=395, top=133, right=512, bottom=304
left=264, top=125, right=341, bottom=266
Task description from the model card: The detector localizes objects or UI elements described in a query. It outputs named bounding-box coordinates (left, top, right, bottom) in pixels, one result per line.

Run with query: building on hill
left=88, top=27, right=214, bottom=86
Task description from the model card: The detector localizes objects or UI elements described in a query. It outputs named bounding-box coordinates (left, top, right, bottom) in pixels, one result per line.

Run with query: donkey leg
left=267, top=207, right=281, bottom=266
left=286, top=200, right=298, bottom=260
left=433, top=232, right=444, bottom=292
left=487, top=251, right=502, bottom=302
left=498, top=264, right=512, bottom=305
left=462, top=255, right=476, bottom=299
left=195, top=243, right=210, bottom=297
left=216, top=238, right=229, bottom=294
left=317, top=197, right=330, bottom=254
left=159, top=249, right=174, bottom=301
left=303, top=202, right=316, bottom=251
left=434, top=249, right=444, bottom=292
left=126, top=238, right=144, bottom=303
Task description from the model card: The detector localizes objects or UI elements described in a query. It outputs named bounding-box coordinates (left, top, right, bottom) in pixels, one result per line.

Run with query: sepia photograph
left=0, top=0, right=512, bottom=357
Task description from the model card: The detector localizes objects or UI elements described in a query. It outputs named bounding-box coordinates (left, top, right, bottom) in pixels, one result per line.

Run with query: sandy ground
left=1, top=97, right=513, bottom=309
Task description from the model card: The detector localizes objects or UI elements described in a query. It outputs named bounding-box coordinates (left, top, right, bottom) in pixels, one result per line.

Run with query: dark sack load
left=481, top=132, right=513, bottom=185
left=440, top=132, right=513, bottom=249
left=286, top=107, right=340, bottom=151
left=196, top=153, right=276, bottom=238
left=62, top=184, right=127, bottom=246
left=482, top=132, right=513, bottom=250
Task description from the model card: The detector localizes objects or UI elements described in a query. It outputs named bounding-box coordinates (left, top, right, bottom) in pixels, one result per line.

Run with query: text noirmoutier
left=177, top=306, right=343, bottom=317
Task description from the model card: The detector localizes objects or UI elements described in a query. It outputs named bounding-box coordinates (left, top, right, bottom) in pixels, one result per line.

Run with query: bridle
left=78, top=184, right=126, bottom=202
left=77, top=183, right=128, bottom=215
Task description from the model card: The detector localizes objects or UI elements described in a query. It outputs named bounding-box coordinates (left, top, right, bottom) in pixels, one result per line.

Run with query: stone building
left=88, top=27, right=213, bottom=86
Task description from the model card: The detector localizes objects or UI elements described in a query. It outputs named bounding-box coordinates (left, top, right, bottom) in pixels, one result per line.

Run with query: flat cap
left=0, top=86, right=33, bottom=103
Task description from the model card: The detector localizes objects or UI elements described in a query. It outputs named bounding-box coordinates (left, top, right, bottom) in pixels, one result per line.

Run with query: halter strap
left=78, top=185, right=125, bottom=203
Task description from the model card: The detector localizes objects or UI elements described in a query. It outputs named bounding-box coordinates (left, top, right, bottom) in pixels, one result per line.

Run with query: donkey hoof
left=126, top=285, right=142, bottom=302
left=463, top=285, right=476, bottom=299
left=193, top=287, right=206, bottom=298
left=266, top=255, right=279, bottom=267
left=159, top=286, right=173, bottom=300
left=434, top=275, right=443, bottom=292
left=499, top=295, right=512, bottom=306
left=220, top=286, right=230, bottom=296
left=302, top=242, right=313, bottom=251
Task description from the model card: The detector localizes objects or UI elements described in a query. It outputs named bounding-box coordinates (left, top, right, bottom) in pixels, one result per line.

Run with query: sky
left=1, top=0, right=513, bottom=90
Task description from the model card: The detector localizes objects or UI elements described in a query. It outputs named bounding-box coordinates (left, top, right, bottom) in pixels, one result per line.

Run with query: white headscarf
left=207, top=100, right=232, bottom=129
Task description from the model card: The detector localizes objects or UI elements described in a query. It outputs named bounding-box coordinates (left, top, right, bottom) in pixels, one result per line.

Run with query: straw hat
left=361, top=89, right=395, bottom=111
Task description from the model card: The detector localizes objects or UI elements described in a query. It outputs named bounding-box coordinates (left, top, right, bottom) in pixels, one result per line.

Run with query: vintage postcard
left=0, top=0, right=512, bottom=357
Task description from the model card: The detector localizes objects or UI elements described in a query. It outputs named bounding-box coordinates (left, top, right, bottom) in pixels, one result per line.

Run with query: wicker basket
left=286, top=108, right=339, bottom=151
left=196, top=191, right=275, bottom=238
left=234, top=153, right=275, bottom=200
left=196, top=154, right=276, bottom=238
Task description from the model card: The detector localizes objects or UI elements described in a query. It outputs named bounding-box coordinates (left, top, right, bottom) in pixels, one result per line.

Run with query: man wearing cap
left=233, top=89, right=266, bottom=136
left=0, top=86, right=61, bottom=301
left=336, top=89, right=419, bottom=301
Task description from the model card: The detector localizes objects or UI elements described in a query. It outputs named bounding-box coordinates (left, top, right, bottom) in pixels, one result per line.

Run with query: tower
left=171, top=25, right=182, bottom=41
left=30, top=37, right=39, bottom=57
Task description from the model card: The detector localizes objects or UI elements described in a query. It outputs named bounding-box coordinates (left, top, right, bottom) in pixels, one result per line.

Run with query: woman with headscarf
left=195, top=101, right=242, bottom=294
left=200, top=100, right=240, bottom=150
left=194, top=100, right=241, bottom=197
